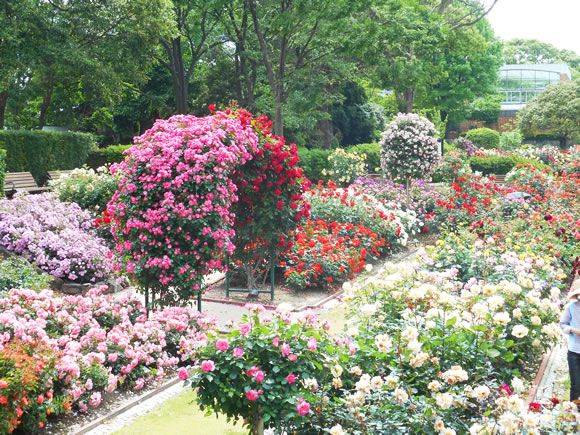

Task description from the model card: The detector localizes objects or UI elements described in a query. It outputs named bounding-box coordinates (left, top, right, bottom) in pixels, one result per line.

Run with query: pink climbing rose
left=286, top=373, right=297, bottom=384
left=296, top=398, right=311, bottom=416
left=178, top=367, right=189, bottom=380
left=245, top=389, right=262, bottom=401
left=216, top=339, right=229, bottom=352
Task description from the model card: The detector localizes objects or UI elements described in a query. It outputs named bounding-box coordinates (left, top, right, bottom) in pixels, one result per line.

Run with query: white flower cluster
left=380, top=113, right=440, bottom=182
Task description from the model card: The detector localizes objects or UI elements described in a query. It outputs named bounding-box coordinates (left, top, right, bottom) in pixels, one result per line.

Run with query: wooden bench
left=3, top=172, right=50, bottom=196
left=493, top=174, right=507, bottom=183
left=48, top=170, right=74, bottom=182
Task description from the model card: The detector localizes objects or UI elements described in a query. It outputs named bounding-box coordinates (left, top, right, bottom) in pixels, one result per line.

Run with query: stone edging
left=74, top=377, right=181, bottom=434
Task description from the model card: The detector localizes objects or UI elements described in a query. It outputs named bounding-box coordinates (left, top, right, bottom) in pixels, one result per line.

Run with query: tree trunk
left=318, top=116, right=333, bottom=149
left=274, top=95, right=284, bottom=137
left=0, top=90, right=8, bottom=129
left=397, top=88, right=415, bottom=113
left=161, top=36, right=189, bottom=114
left=39, top=75, right=54, bottom=129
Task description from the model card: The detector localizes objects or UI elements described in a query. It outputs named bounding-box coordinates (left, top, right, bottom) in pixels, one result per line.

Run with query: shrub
left=431, top=151, right=472, bottom=182
left=463, top=128, right=500, bottom=149
left=349, top=143, right=381, bottom=173
left=87, top=144, right=132, bottom=169
left=323, top=148, right=367, bottom=186
left=283, top=219, right=385, bottom=289
left=50, top=167, right=119, bottom=214
left=453, top=137, right=478, bottom=156
left=0, top=193, right=112, bottom=283
left=380, top=113, right=439, bottom=184
left=0, top=256, right=52, bottom=295
left=0, top=130, right=96, bottom=184
left=469, top=155, right=550, bottom=175
left=297, top=147, right=331, bottom=182
left=0, top=149, right=5, bottom=197
left=499, top=130, right=523, bottom=150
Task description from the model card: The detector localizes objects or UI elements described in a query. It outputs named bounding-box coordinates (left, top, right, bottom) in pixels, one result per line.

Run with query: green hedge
left=298, top=147, right=332, bottom=182
left=469, top=155, right=550, bottom=175
left=463, top=128, right=500, bottom=149
left=349, top=143, right=381, bottom=173
left=87, top=144, right=132, bottom=169
left=0, top=130, right=96, bottom=184
left=0, top=149, right=6, bottom=197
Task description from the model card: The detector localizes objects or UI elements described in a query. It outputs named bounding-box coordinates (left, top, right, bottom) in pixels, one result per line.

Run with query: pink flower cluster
left=0, top=287, right=214, bottom=414
left=108, top=112, right=260, bottom=298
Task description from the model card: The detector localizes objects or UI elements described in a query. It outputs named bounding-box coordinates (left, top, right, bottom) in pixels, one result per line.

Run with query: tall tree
left=247, top=0, right=354, bottom=136
left=157, top=1, right=224, bottom=114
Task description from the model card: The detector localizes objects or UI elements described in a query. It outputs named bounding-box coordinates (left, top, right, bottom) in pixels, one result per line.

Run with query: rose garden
left=1, top=2, right=580, bottom=433
left=0, top=105, right=577, bottom=434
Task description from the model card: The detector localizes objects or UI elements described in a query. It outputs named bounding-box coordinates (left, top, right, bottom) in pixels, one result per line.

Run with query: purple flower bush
left=0, top=193, right=112, bottom=283
left=0, top=286, right=215, bottom=428
left=454, top=137, right=479, bottom=157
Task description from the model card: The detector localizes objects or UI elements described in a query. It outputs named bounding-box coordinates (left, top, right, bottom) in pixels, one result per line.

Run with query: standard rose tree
left=380, top=113, right=440, bottom=202
left=181, top=304, right=345, bottom=434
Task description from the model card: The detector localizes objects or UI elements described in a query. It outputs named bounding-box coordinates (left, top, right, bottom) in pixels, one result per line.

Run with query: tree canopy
left=0, top=0, right=515, bottom=145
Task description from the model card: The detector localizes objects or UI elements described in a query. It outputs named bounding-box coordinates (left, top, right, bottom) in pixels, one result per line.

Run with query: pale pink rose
left=239, top=323, right=252, bottom=336
left=233, top=347, right=245, bottom=358
left=307, top=337, right=318, bottom=351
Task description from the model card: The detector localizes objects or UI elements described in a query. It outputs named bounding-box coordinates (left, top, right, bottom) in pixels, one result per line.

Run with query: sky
left=487, top=0, right=580, bottom=54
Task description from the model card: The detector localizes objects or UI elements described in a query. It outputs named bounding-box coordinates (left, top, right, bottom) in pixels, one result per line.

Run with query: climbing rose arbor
left=107, top=108, right=307, bottom=307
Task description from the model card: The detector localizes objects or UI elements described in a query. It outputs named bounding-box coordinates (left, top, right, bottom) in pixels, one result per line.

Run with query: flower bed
left=0, top=193, right=112, bottom=283
left=184, top=162, right=579, bottom=433
left=0, top=287, right=214, bottom=432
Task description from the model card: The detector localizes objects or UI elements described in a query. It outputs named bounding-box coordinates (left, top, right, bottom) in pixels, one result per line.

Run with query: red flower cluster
left=282, top=219, right=385, bottom=289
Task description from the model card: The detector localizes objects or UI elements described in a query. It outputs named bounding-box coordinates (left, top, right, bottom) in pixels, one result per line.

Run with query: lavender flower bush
left=0, top=193, right=113, bottom=283
left=454, top=137, right=479, bottom=156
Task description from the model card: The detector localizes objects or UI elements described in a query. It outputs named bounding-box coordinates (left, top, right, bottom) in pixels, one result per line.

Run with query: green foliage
left=518, top=81, right=580, bottom=146
left=469, top=155, right=550, bottom=175
left=50, top=167, right=119, bottom=214
left=469, top=94, right=502, bottom=124
left=463, top=128, right=500, bottom=150
left=87, top=144, right=132, bottom=169
left=297, top=147, right=331, bottom=182
left=499, top=131, right=523, bottom=150
left=349, top=143, right=381, bottom=173
left=0, top=256, right=52, bottom=295
left=0, top=149, right=5, bottom=197
left=431, top=151, right=472, bottom=182
left=0, top=130, right=96, bottom=184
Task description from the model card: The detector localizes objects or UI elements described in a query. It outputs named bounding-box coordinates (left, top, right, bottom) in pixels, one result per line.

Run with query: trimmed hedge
left=469, top=155, right=550, bottom=175
left=0, top=149, right=5, bottom=197
left=87, top=144, right=132, bottom=169
left=0, top=130, right=96, bottom=184
left=349, top=143, right=381, bottom=173
left=298, top=147, right=332, bottom=182
left=463, top=128, right=500, bottom=149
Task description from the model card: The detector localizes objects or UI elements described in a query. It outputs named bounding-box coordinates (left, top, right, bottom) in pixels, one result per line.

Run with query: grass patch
left=113, top=390, right=246, bottom=435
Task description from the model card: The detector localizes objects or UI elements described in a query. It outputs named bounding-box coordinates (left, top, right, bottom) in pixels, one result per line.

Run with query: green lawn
left=113, top=390, right=246, bottom=435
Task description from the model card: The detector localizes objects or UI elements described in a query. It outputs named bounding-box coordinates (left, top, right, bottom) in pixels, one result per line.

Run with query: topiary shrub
left=0, top=149, right=5, bottom=197
left=499, top=130, right=523, bottom=150
left=87, top=144, right=132, bottom=169
left=0, top=130, right=96, bottom=184
left=349, top=142, right=381, bottom=173
left=463, top=128, right=500, bottom=150
left=380, top=113, right=439, bottom=187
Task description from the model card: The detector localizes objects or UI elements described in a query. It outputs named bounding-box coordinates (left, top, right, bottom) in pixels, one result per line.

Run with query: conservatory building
left=499, top=63, right=572, bottom=115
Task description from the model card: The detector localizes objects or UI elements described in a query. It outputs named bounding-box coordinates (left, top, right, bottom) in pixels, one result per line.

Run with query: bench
left=3, top=172, right=50, bottom=196
left=48, top=170, right=74, bottom=182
